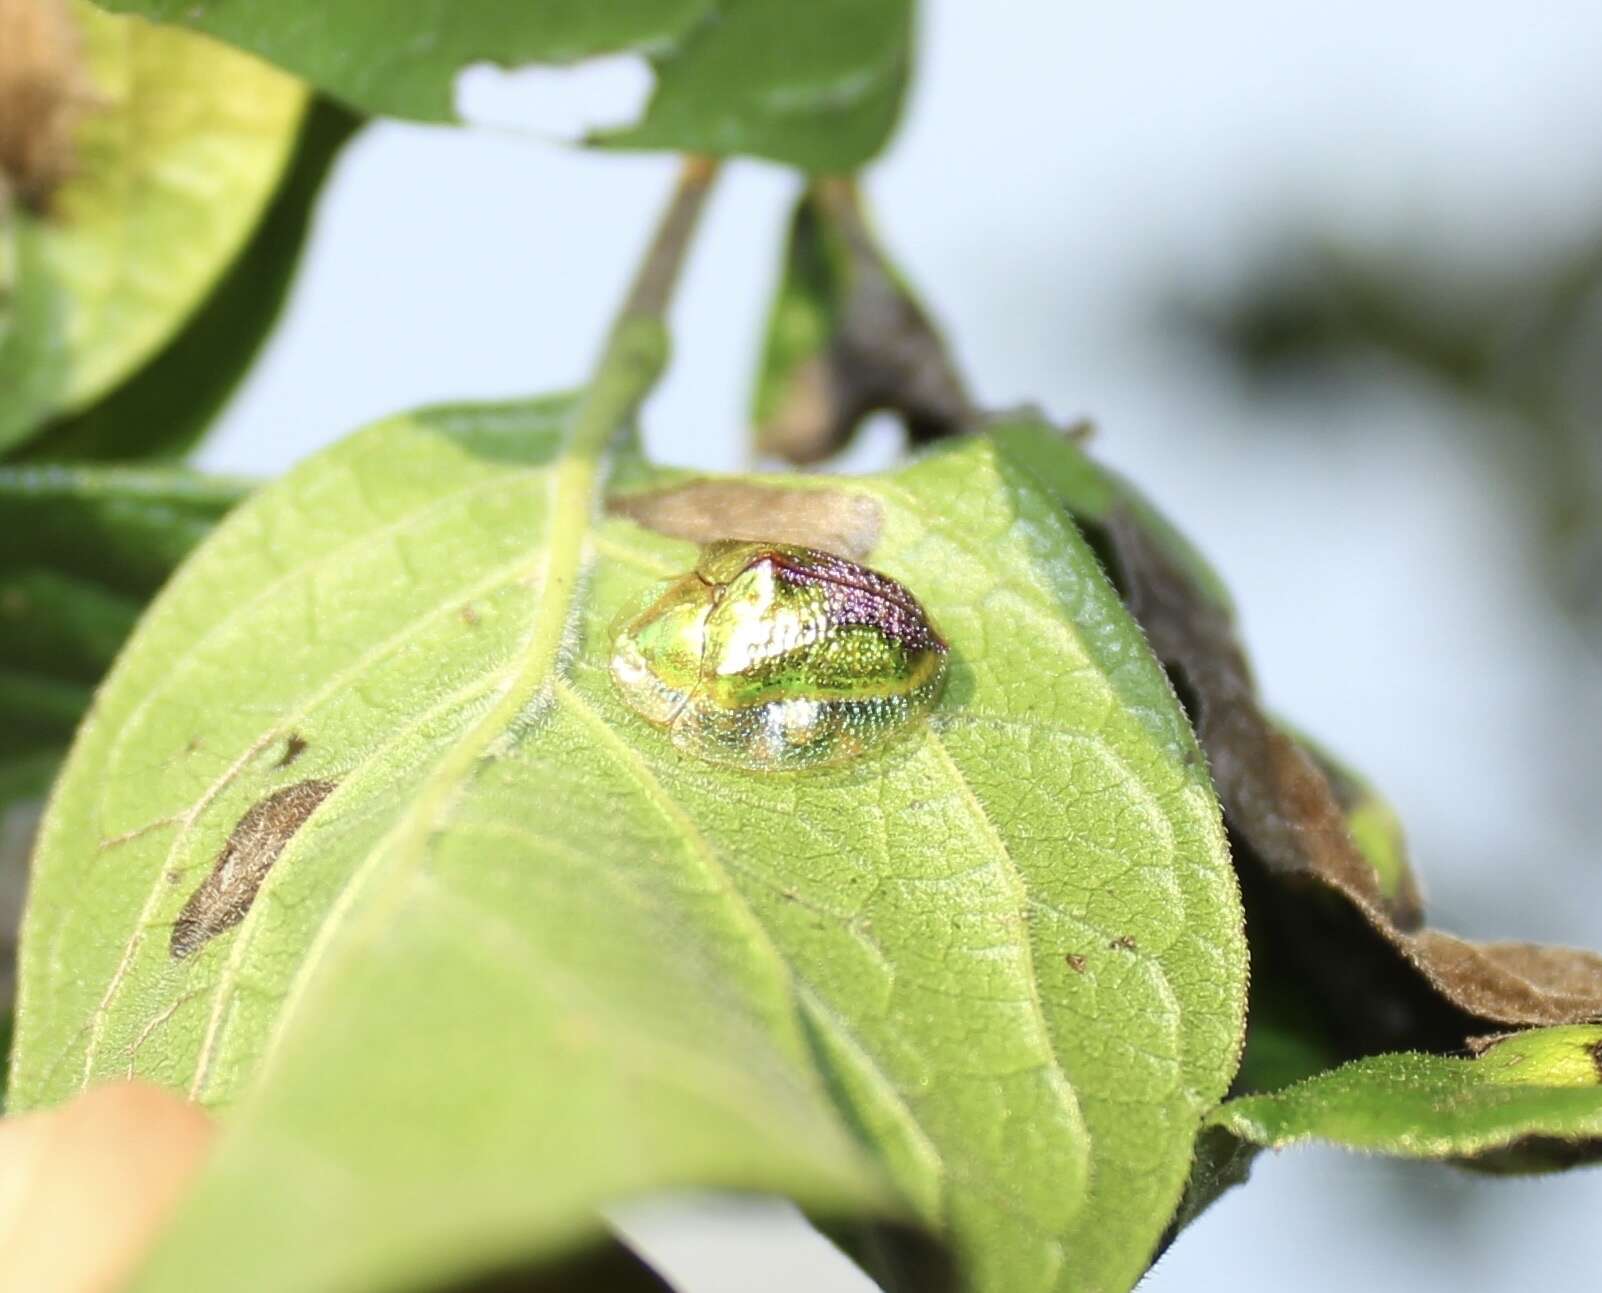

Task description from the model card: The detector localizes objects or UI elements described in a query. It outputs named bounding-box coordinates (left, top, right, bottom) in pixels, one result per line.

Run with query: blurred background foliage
left=1188, top=226, right=1602, bottom=646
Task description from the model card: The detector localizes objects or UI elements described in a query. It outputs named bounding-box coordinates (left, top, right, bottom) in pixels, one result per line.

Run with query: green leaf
left=995, top=414, right=1602, bottom=1049
left=985, top=417, right=1235, bottom=615
left=1230, top=973, right=1344, bottom=1097
left=598, top=1, right=913, bottom=171
left=0, top=463, right=248, bottom=595
left=0, top=568, right=139, bottom=680
left=0, top=0, right=306, bottom=452
left=13, top=403, right=1244, bottom=1293
left=15, top=97, right=361, bottom=463
left=93, top=0, right=914, bottom=171
left=0, top=463, right=245, bottom=817
left=1206, top=1025, right=1602, bottom=1171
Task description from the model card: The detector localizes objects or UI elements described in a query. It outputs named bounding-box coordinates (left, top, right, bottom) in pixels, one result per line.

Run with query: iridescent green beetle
left=610, top=541, right=948, bottom=771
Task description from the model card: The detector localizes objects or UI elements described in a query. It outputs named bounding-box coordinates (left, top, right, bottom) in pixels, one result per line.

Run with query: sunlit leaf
left=14, top=403, right=1245, bottom=1293
left=989, top=414, right=1602, bottom=1050
left=16, top=97, right=359, bottom=463
left=1207, top=1025, right=1602, bottom=1171
left=0, top=0, right=305, bottom=451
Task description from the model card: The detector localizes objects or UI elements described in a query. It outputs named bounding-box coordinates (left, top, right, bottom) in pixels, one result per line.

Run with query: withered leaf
left=170, top=778, right=335, bottom=960
left=754, top=181, right=972, bottom=465
left=1296, top=732, right=1423, bottom=928
left=1093, top=505, right=1602, bottom=1050
left=607, top=481, right=883, bottom=561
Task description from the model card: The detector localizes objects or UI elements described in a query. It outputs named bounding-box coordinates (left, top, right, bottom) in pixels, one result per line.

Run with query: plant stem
left=571, top=155, right=720, bottom=464
left=619, top=154, right=718, bottom=324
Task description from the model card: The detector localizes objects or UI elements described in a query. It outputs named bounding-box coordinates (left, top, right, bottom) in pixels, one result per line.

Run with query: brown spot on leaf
left=0, top=0, right=95, bottom=212
left=1094, top=505, right=1602, bottom=1046
left=1110, top=934, right=1138, bottom=952
left=1065, top=952, right=1087, bottom=974
left=608, top=481, right=883, bottom=562
left=272, top=733, right=307, bottom=768
left=170, top=779, right=335, bottom=960
left=460, top=603, right=480, bottom=626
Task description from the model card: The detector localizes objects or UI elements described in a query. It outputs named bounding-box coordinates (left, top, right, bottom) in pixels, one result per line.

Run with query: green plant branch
left=571, top=155, right=720, bottom=466
left=619, top=155, right=719, bottom=324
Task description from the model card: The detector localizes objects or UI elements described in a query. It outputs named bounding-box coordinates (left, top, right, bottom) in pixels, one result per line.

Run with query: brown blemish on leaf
left=0, top=0, right=94, bottom=212
left=272, top=732, right=307, bottom=768
left=1065, top=952, right=1087, bottom=974
left=607, top=481, right=884, bottom=562
left=1110, top=934, right=1138, bottom=952
left=170, top=779, right=335, bottom=960
left=1094, top=505, right=1602, bottom=1043
left=460, top=603, right=480, bottom=627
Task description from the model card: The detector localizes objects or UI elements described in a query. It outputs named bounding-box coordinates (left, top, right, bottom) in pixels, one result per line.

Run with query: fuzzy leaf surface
left=1208, top=1025, right=1602, bottom=1170
left=92, top=0, right=913, bottom=170
left=14, top=403, right=1244, bottom=1293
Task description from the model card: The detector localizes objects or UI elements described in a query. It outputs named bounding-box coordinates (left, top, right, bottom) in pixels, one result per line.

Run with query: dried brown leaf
left=756, top=181, right=972, bottom=464
left=1097, top=507, right=1602, bottom=1046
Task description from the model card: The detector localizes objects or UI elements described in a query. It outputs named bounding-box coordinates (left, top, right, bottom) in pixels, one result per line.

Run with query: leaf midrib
left=246, top=451, right=597, bottom=1091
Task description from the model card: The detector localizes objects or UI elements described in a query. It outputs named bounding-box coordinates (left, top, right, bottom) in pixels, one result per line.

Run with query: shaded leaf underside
left=752, top=183, right=973, bottom=464
left=14, top=404, right=1243, bottom=1293
left=0, top=464, right=246, bottom=827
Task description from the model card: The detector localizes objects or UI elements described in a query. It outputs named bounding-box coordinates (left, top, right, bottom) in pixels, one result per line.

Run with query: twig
left=570, top=156, right=720, bottom=462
